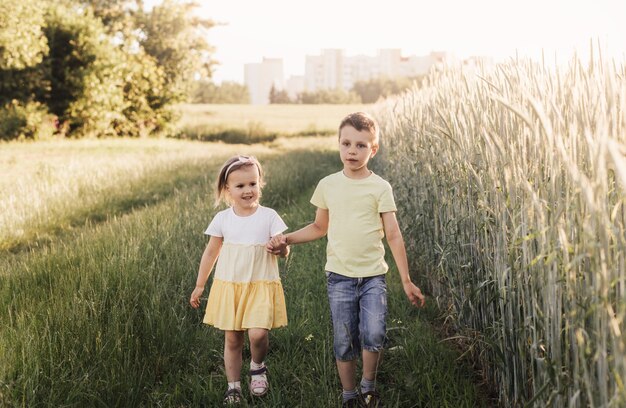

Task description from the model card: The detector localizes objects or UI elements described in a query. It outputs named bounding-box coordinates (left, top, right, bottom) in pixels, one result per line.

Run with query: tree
left=0, top=0, right=218, bottom=139
left=297, top=88, right=361, bottom=104
left=43, top=3, right=127, bottom=136
left=137, top=0, right=216, bottom=102
left=79, top=0, right=139, bottom=40
left=77, top=0, right=196, bottom=135
left=351, top=76, right=423, bottom=103
left=113, top=49, right=171, bottom=136
left=0, top=0, right=48, bottom=70
left=192, top=80, right=250, bottom=104
left=268, top=84, right=291, bottom=104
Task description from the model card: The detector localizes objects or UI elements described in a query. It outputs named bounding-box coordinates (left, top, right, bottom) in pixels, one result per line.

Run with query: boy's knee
left=361, top=327, right=386, bottom=351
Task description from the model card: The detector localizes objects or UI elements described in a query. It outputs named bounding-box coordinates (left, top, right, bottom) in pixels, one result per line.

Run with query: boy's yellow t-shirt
left=310, top=170, right=397, bottom=278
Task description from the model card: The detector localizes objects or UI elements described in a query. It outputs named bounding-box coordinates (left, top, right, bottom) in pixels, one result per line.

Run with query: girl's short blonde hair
left=214, top=155, right=264, bottom=206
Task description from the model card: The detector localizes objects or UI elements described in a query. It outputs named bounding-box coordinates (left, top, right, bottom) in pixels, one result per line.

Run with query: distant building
left=243, top=49, right=485, bottom=105
left=285, top=75, right=305, bottom=100
left=303, top=49, right=457, bottom=92
left=305, top=49, right=345, bottom=91
left=244, top=58, right=284, bottom=105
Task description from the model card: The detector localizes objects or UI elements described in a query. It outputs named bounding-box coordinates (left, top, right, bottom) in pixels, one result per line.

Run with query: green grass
left=175, top=103, right=371, bottom=142
left=0, top=137, right=332, bottom=254
left=0, top=146, right=487, bottom=407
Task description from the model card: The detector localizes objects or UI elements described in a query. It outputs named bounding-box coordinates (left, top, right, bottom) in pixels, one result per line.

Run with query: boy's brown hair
left=338, top=112, right=379, bottom=146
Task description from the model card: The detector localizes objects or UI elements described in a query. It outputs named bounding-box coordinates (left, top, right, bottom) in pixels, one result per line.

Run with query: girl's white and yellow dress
left=203, top=205, right=288, bottom=330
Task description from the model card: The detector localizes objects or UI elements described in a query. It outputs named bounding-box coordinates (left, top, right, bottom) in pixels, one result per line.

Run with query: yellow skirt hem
left=203, top=278, right=288, bottom=330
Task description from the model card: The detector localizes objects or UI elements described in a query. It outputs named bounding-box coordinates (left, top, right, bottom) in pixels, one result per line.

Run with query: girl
left=190, top=155, right=289, bottom=405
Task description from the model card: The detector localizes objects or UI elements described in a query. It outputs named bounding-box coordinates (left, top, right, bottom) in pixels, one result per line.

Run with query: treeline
left=191, top=80, right=250, bottom=104
left=191, top=76, right=425, bottom=105
left=0, top=0, right=214, bottom=140
left=271, top=76, right=425, bottom=104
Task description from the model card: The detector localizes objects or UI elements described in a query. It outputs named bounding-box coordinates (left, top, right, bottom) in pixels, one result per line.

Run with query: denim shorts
left=326, top=271, right=388, bottom=361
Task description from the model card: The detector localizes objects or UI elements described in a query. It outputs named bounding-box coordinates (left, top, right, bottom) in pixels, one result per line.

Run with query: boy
left=267, top=112, right=425, bottom=407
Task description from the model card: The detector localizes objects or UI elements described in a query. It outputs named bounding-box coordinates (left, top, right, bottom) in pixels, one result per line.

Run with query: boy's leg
left=362, top=349, right=382, bottom=382
left=224, top=330, right=245, bottom=382
left=336, top=359, right=358, bottom=390
left=326, top=272, right=361, bottom=401
left=359, top=274, right=387, bottom=397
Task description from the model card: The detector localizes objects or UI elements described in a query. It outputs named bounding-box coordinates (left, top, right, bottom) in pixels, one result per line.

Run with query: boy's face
left=338, top=125, right=378, bottom=178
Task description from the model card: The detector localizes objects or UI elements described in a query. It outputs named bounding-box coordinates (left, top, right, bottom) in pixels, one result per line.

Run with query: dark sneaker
left=362, top=390, right=381, bottom=407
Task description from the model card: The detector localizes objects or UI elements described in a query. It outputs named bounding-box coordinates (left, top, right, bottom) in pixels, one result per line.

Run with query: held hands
left=189, top=286, right=204, bottom=309
left=403, top=280, right=426, bottom=308
left=266, top=234, right=288, bottom=255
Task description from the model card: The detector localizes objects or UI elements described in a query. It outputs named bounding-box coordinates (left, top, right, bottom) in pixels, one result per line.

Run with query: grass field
left=0, top=135, right=487, bottom=407
left=175, top=104, right=371, bottom=142
left=177, top=104, right=370, bottom=134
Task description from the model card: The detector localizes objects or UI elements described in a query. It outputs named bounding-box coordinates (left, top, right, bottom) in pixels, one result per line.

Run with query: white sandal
left=249, top=365, right=269, bottom=397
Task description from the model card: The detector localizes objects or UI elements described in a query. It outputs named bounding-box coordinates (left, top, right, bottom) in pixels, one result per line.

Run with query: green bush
left=112, top=51, right=175, bottom=137
left=0, top=1, right=217, bottom=139
left=44, top=4, right=127, bottom=138
left=0, top=100, right=56, bottom=140
left=0, top=0, right=48, bottom=70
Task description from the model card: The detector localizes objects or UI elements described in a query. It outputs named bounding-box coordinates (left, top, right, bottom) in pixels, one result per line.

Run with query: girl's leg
left=247, top=328, right=270, bottom=396
left=224, top=330, right=245, bottom=382
left=247, top=328, right=269, bottom=364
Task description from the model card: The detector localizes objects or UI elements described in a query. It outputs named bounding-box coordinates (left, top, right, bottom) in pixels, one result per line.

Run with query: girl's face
left=226, top=165, right=260, bottom=214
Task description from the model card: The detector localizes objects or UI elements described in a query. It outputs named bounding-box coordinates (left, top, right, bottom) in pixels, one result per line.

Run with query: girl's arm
left=381, top=211, right=425, bottom=308
left=190, top=235, right=223, bottom=309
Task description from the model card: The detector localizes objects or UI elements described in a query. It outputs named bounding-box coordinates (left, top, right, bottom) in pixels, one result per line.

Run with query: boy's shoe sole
left=342, top=396, right=366, bottom=407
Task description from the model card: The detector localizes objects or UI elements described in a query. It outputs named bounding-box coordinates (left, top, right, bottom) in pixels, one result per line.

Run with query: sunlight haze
left=145, top=0, right=625, bottom=83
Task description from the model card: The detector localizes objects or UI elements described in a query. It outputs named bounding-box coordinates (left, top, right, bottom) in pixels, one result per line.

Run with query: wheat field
left=372, top=55, right=626, bottom=407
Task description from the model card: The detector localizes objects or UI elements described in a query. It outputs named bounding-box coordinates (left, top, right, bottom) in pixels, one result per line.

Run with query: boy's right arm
left=190, top=236, right=223, bottom=309
left=266, top=208, right=328, bottom=253
left=287, top=207, right=329, bottom=244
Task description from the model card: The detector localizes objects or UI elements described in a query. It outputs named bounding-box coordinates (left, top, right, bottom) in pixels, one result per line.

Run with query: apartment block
left=305, top=49, right=346, bottom=91
left=285, top=75, right=305, bottom=100
left=243, top=49, right=467, bottom=104
left=244, top=58, right=284, bottom=105
left=304, top=49, right=454, bottom=92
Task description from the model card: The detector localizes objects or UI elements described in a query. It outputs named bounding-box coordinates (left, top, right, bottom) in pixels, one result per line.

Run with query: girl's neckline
left=231, top=205, right=260, bottom=218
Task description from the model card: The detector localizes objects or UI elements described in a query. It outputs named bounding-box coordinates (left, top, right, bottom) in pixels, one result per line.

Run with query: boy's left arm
left=381, top=211, right=426, bottom=308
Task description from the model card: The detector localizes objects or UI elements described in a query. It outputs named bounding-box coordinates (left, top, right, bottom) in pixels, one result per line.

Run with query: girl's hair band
left=224, top=156, right=256, bottom=179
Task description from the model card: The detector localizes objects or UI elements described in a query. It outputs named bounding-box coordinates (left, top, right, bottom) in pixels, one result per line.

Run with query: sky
left=146, top=0, right=626, bottom=83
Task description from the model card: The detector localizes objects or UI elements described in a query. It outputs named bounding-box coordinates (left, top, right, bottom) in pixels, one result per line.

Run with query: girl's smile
left=226, top=165, right=261, bottom=215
